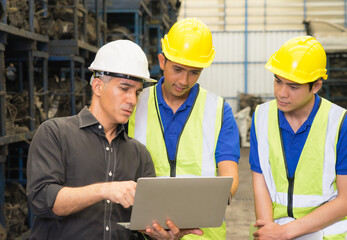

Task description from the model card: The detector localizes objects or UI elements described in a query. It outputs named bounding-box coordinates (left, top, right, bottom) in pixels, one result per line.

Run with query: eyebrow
left=274, top=74, right=301, bottom=87
left=119, top=82, right=143, bottom=91
left=171, top=63, right=202, bottom=73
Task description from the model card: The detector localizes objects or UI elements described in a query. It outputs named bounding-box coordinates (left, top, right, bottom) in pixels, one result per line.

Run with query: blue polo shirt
left=249, top=94, right=347, bottom=178
left=156, top=77, right=240, bottom=164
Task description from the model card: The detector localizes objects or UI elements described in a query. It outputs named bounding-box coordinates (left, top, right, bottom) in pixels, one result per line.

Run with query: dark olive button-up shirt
left=26, top=107, right=155, bottom=240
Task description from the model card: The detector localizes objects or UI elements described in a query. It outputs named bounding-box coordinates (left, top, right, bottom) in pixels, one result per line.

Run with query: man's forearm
left=52, top=183, right=106, bottom=216
left=284, top=175, right=347, bottom=238
left=252, top=171, right=273, bottom=221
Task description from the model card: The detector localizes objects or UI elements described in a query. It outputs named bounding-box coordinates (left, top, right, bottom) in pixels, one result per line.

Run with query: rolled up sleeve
left=26, top=120, right=64, bottom=219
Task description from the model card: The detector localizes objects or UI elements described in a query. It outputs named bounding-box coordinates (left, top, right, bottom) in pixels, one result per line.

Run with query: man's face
left=159, top=54, right=202, bottom=99
left=98, top=77, right=143, bottom=124
left=274, top=75, right=320, bottom=113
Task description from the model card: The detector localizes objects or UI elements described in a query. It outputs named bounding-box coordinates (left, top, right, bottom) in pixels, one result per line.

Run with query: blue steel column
left=224, top=0, right=226, bottom=31
left=0, top=49, right=5, bottom=137
left=93, top=0, right=106, bottom=46
left=43, top=58, right=48, bottom=119
left=103, top=0, right=106, bottom=46
left=28, top=51, right=35, bottom=131
left=0, top=161, right=4, bottom=226
left=82, top=0, right=87, bottom=43
left=304, top=0, right=307, bottom=20
left=264, top=0, right=267, bottom=30
left=1, top=0, right=6, bottom=24
left=244, top=0, right=248, bottom=93
left=96, top=0, right=101, bottom=47
left=135, top=12, right=139, bottom=44
left=0, top=0, right=6, bottom=227
left=74, top=0, right=78, bottom=40
left=0, top=47, right=5, bottom=228
left=345, top=0, right=347, bottom=28
left=70, top=60, right=76, bottom=115
left=29, top=0, right=34, bottom=32
left=80, top=63, right=86, bottom=106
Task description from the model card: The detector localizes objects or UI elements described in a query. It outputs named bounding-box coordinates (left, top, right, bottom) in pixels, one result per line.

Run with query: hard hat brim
left=89, top=68, right=157, bottom=85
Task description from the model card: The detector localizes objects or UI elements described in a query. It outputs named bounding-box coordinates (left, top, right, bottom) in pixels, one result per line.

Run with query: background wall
left=178, top=0, right=347, bottom=111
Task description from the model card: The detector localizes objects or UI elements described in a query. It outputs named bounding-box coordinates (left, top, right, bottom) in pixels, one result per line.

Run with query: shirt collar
left=79, top=106, right=99, bottom=128
left=156, top=77, right=199, bottom=110
left=78, top=106, right=127, bottom=140
left=279, top=93, right=321, bottom=133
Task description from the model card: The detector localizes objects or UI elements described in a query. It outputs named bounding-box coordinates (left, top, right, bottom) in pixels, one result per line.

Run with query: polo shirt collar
left=279, top=93, right=321, bottom=134
left=156, top=77, right=199, bottom=110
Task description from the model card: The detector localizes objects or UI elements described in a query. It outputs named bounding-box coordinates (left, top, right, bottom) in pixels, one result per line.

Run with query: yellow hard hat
left=265, top=36, right=328, bottom=84
left=161, top=18, right=215, bottom=68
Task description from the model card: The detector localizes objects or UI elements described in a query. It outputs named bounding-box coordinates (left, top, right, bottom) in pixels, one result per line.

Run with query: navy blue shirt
left=156, top=77, right=240, bottom=164
left=249, top=94, right=347, bottom=177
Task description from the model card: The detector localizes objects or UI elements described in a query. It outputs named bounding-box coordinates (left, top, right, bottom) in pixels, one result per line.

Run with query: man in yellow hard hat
left=249, top=36, right=347, bottom=239
left=128, top=18, right=240, bottom=239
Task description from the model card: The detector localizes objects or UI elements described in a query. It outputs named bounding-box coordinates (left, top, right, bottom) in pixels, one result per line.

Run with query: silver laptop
left=118, top=176, right=233, bottom=230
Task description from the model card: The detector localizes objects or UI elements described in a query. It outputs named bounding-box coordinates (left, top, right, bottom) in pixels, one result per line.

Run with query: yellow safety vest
left=254, top=98, right=347, bottom=239
left=129, top=85, right=227, bottom=239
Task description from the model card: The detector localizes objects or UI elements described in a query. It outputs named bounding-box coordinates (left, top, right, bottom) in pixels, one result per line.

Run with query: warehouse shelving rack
left=0, top=0, right=179, bottom=236
left=47, top=0, right=105, bottom=115
left=85, top=0, right=107, bottom=48
left=105, top=0, right=152, bottom=46
left=147, top=0, right=178, bottom=78
left=321, top=52, right=347, bottom=108
left=0, top=0, right=105, bottom=233
left=303, top=20, right=347, bottom=109
left=0, top=0, right=49, bottom=228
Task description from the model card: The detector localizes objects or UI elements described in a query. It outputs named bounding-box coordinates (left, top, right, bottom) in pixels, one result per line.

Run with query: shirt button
left=105, top=226, right=109, bottom=231
left=98, top=125, right=102, bottom=129
left=107, top=200, right=110, bottom=204
left=108, top=171, right=112, bottom=176
left=106, top=147, right=110, bottom=151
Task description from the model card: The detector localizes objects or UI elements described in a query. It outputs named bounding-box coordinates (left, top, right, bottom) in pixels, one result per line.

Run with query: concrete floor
left=225, top=147, right=255, bottom=240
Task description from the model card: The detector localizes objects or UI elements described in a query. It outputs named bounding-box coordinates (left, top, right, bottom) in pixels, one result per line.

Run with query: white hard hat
left=89, top=40, right=157, bottom=84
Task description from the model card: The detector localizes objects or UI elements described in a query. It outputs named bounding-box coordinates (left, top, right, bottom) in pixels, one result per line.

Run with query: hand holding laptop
left=142, top=219, right=203, bottom=240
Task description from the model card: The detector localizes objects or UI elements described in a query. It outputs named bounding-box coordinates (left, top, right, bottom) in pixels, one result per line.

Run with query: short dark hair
left=161, top=53, right=168, bottom=64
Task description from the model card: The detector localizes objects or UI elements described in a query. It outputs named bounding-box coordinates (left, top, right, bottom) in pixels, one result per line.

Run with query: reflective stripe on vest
left=254, top=98, right=347, bottom=237
left=128, top=86, right=226, bottom=239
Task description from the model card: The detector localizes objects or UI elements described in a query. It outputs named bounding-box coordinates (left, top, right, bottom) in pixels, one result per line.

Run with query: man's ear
left=158, top=53, right=166, bottom=70
left=312, top=80, right=323, bottom=94
left=92, top=77, right=103, bottom=96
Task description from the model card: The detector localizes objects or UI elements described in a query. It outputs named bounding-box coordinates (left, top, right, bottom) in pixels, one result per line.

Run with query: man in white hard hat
left=26, top=40, right=161, bottom=239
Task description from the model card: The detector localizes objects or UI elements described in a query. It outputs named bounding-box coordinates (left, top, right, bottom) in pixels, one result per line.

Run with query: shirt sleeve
left=26, top=120, right=64, bottom=219
left=215, top=101, right=240, bottom=164
left=336, top=114, right=347, bottom=175
left=249, top=115, right=262, bottom=173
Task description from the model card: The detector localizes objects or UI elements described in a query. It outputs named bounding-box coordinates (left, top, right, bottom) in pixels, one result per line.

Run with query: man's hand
left=143, top=220, right=203, bottom=240
left=105, top=181, right=137, bottom=208
left=253, top=220, right=288, bottom=240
